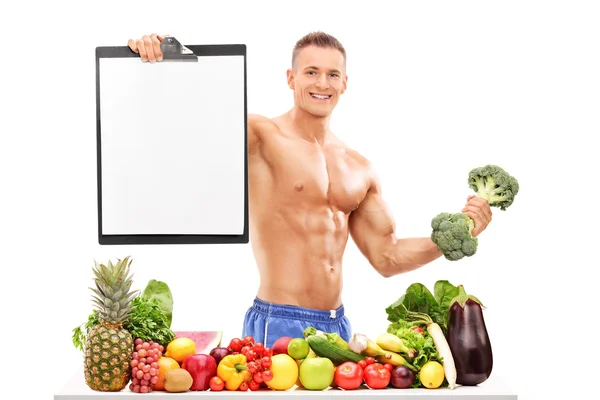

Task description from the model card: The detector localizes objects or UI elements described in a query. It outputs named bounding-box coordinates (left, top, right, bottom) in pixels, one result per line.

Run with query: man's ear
left=286, top=68, right=295, bottom=90
left=340, top=74, right=348, bottom=94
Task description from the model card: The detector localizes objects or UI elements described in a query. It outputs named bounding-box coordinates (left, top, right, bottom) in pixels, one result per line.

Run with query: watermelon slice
left=173, top=331, right=223, bottom=355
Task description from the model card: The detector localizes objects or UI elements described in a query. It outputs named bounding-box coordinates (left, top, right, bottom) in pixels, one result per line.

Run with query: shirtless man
left=128, top=32, right=492, bottom=347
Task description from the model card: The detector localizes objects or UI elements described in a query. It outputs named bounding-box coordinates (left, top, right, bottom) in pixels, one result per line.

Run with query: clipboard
left=95, top=37, right=249, bottom=245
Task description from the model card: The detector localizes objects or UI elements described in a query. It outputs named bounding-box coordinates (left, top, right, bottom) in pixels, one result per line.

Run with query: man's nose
left=315, top=74, right=329, bottom=89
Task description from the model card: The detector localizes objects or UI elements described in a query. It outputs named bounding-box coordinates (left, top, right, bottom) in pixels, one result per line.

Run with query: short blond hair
left=292, top=31, right=346, bottom=70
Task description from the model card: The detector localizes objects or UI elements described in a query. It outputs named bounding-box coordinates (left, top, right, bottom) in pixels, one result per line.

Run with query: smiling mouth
left=310, top=93, right=332, bottom=100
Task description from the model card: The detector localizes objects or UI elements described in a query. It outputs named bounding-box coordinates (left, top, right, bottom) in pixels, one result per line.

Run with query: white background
left=2, top=1, right=598, bottom=400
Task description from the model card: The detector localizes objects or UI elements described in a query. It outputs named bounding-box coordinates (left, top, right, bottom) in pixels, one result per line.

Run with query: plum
left=390, top=365, right=415, bottom=389
left=209, top=347, right=229, bottom=366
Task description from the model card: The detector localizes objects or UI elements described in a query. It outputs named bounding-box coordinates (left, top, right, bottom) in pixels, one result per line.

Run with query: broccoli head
left=468, top=165, right=519, bottom=211
left=431, top=212, right=478, bottom=261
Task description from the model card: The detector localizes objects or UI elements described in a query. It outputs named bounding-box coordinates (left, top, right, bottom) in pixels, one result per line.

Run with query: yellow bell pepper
left=217, top=354, right=250, bottom=391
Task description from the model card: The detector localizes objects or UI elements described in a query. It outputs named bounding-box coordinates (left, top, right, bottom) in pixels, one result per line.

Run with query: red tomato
left=253, top=343, right=265, bottom=356
left=261, top=356, right=272, bottom=369
left=412, top=326, right=424, bottom=334
left=239, top=381, right=249, bottom=391
left=246, top=350, right=257, bottom=361
left=384, top=363, right=393, bottom=372
left=249, top=380, right=261, bottom=391
left=365, top=357, right=375, bottom=365
left=357, top=360, right=367, bottom=370
left=229, top=338, right=243, bottom=352
left=243, top=336, right=255, bottom=346
left=253, top=371, right=263, bottom=383
left=262, top=369, right=273, bottom=382
left=209, top=376, right=224, bottom=391
left=334, top=362, right=364, bottom=390
left=363, top=363, right=391, bottom=389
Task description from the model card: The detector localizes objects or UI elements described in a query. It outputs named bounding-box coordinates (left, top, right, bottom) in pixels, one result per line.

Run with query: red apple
left=271, top=336, right=294, bottom=355
left=182, top=354, right=217, bottom=391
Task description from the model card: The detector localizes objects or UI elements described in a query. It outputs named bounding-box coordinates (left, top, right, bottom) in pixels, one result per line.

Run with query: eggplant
left=447, top=285, right=493, bottom=386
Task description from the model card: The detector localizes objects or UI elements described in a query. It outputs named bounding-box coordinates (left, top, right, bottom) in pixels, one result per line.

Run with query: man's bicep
left=349, top=187, right=397, bottom=266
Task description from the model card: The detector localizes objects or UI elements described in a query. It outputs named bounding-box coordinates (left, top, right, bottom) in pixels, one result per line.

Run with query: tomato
left=253, top=371, right=264, bottom=383
left=229, top=338, right=243, bottom=352
left=261, top=356, right=272, bottom=369
left=241, top=345, right=251, bottom=355
left=249, top=380, right=261, bottom=391
left=209, top=376, right=224, bottom=391
left=365, top=357, right=375, bottom=365
left=357, top=360, right=367, bottom=370
left=363, top=363, right=391, bottom=389
left=239, top=381, right=249, bottom=391
left=243, top=336, right=255, bottom=346
left=412, top=326, right=424, bottom=334
left=262, top=369, right=273, bottom=382
left=254, top=343, right=265, bottom=356
left=384, top=363, right=393, bottom=372
left=262, top=347, right=273, bottom=357
left=334, top=361, right=364, bottom=390
left=247, top=361, right=257, bottom=373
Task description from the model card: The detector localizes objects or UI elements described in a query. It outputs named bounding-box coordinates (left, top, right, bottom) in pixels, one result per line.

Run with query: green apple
left=299, top=357, right=335, bottom=390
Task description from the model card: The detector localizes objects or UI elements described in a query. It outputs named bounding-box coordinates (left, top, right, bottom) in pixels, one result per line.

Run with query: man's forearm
left=377, top=237, right=442, bottom=277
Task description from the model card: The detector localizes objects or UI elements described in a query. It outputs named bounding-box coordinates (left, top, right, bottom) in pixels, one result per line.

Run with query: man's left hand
left=462, top=195, right=492, bottom=237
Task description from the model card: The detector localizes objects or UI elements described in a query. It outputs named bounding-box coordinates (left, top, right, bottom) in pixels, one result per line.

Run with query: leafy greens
left=72, top=280, right=175, bottom=351
left=385, top=280, right=459, bottom=334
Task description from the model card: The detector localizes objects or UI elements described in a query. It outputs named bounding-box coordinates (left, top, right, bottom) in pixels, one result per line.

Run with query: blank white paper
left=99, top=56, right=245, bottom=235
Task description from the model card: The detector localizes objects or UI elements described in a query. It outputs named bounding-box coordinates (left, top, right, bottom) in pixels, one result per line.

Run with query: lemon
left=419, top=361, right=445, bottom=389
left=287, top=338, right=310, bottom=360
left=164, top=338, right=196, bottom=363
left=265, top=354, right=298, bottom=391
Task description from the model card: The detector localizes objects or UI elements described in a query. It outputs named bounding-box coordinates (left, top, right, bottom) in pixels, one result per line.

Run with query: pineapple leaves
left=74, top=258, right=175, bottom=352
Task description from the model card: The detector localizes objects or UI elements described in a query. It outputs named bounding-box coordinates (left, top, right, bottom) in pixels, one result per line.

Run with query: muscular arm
left=248, top=114, right=262, bottom=155
left=348, top=170, right=442, bottom=278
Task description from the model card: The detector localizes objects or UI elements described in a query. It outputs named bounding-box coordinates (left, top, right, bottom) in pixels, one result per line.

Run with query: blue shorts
left=242, top=297, right=352, bottom=348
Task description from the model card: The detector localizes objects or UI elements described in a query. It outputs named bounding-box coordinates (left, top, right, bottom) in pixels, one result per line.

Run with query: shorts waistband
left=250, top=297, right=345, bottom=322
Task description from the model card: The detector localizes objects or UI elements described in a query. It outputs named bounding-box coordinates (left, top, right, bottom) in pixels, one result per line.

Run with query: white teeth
left=311, top=93, right=331, bottom=99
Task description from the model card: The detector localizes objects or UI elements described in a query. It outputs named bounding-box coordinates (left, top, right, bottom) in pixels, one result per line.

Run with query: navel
left=330, top=267, right=335, bottom=273
left=294, top=183, right=304, bottom=192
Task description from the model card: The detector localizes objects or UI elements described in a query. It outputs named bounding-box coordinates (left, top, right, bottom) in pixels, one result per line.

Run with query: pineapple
left=84, top=256, right=139, bottom=391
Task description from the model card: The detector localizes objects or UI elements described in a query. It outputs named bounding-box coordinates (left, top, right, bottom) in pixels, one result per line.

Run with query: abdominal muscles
left=252, top=202, right=350, bottom=309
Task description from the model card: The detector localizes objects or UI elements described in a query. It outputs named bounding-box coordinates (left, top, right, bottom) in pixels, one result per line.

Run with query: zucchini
left=306, top=334, right=366, bottom=365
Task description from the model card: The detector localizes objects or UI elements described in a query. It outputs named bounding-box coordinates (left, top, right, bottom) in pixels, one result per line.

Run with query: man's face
left=287, top=46, right=348, bottom=118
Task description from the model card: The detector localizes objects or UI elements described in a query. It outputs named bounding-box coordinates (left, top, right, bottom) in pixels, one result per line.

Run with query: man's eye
left=330, top=74, right=339, bottom=78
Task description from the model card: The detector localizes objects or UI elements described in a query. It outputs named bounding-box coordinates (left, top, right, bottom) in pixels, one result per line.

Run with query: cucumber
left=306, top=334, right=366, bottom=365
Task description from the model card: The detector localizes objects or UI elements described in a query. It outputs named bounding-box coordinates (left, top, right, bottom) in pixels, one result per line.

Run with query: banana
left=376, top=333, right=417, bottom=358
left=376, top=351, right=417, bottom=371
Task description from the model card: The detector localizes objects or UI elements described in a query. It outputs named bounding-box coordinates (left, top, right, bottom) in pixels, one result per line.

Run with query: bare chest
left=264, top=139, right=371, bottom=213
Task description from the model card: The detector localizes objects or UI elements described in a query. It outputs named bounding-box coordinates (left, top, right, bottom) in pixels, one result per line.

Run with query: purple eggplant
left=447, top=285, right=493, bottom=386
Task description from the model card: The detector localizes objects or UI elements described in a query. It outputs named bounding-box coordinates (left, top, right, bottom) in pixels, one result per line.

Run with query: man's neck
left=288, top=107, right=331, bottom=144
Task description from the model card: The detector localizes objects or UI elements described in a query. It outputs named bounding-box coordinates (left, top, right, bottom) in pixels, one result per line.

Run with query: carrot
left=401, top=306, right=457, bottom=390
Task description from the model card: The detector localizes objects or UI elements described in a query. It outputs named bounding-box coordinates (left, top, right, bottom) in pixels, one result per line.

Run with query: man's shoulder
left=332, top=138, right=372, bottom=169
left=333, top=140, right=380, bottom=191
left=248, top=113, right=282, bottom=136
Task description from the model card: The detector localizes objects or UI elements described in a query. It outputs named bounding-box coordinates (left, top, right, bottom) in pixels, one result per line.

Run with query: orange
left=164, top=338, right=196, bottom=364
left=154, top=357, right=180, bottom=391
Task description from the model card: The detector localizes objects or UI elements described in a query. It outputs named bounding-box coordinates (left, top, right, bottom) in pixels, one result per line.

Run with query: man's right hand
left=128, top=34, right=165, bottom=63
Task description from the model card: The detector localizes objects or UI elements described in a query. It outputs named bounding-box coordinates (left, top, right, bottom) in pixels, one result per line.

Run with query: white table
left=55, top=369, right=518, bottom=399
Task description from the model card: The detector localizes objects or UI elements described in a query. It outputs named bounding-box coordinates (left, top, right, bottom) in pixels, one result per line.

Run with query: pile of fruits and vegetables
left=71, top=254, right=495, bottom=393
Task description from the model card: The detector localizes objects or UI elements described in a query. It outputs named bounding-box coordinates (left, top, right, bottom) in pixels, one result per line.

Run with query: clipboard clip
left=160, top=36, right=198, bottom=62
